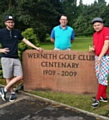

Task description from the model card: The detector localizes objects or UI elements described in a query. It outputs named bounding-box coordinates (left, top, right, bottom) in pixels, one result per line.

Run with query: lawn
left=40, top=37, right=93, bottom=51
left=71, top=37, right=93, bottom=51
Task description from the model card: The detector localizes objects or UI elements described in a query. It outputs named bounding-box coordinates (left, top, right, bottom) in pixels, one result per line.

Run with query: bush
left=18, top=28, right=40, bottom=60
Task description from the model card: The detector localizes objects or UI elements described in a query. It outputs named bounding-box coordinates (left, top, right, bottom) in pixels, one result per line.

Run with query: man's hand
left=96, top=57, right=101, bottom=64
left=50, top=38, right=54, bottom=43
left=89, top=46, right=95, bottom=52
left=22, top=38, right=44, bottom=53
left=96, top=57, right=101, bottom=73
left=37, top=47, right=43, bottom=53
left=1, top=48, right=10, bottom=54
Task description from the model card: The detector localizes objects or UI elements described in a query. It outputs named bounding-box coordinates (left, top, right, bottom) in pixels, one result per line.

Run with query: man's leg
left=0, top=58, right=23, bottom=101
left=6, top=76, right=23, bottom=102
left=102, top=85, right=107, bottom=98
left=5, top=76, right=23, bottom=91
left=6, top=78, right=14, bottom=93
left=92, top=56, right=109, bottom=108
left=0, top=76, right=23, bottom=101
left=0, top=58, right=13, bottom=101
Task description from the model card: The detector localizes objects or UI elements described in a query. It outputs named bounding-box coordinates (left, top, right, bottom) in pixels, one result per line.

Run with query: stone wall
left=22, top=50, right=97, bottom=94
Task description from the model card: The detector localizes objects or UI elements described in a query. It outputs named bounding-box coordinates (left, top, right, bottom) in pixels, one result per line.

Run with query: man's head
left=92, top=17, right=103, bottom=32
left=4, top=15, right=15, bottom=30
left=59, top=15, right=68, bottom=28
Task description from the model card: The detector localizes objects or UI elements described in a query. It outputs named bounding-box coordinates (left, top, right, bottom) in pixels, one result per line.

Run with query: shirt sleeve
left=104, top=28, right=109, bottom=40
left=50, top=29, right=55, bottom=39
left=71, top=30, right=75, bottom=41
left=17, top=30, right=24, bottom=41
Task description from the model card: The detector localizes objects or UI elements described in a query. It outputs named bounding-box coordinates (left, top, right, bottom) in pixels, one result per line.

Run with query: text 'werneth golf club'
left=27, top=53, right=94, bottom=61
left=27, top=53, right=95, bottom=77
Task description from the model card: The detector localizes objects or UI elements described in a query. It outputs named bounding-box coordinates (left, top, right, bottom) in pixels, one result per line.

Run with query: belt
left=96, top=54, right=109, bottom=56
left=104, top=54, right=109, bottom=56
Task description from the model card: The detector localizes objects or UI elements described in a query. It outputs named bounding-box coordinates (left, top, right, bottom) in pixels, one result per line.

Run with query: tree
left=62, top=0, right=78, bottom=26
left=98, top=0, right=106, bottom=4
left=100, top=5, right=109, bottom=27
left=0, top=0, right=109, bottom=38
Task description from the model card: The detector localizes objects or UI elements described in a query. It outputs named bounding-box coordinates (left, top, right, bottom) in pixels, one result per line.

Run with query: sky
left=77, top=0, right=109, bottom=5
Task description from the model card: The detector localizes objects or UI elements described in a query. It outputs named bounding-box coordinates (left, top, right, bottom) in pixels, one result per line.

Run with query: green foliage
left=0, top=0, right=109, bottom=38
left=19, top=28, right=39, bottom=51
left=18, top=28, right=40, bottom=60
left=20, top=28, right=39, bottom=48
left=22, top=28, right=39, bottom=46
left=45, top=33, right=50, bottom=42
left=0, top=70, right=3, bottom=78
left=62, top=0, right=77, bottom=25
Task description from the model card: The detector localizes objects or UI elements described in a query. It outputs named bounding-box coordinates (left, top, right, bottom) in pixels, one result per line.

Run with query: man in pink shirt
left=89, top=17, right=109, bottom=108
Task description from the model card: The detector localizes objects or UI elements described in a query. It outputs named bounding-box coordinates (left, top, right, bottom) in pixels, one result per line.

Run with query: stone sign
left=22, top=50, right=97, bottom=94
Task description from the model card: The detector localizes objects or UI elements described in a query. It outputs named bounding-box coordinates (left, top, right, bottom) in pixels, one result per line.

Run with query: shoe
left=9, top=93, right=16, bottom=102
left=92, top=100, right=99, bottom=108
left=0, top=88, right=7, bottom=101
left=92, top=97, right=96, bottom=101
left=92, top=96, right=108, bottom=102
left=100, top=97, right=108, bottom=102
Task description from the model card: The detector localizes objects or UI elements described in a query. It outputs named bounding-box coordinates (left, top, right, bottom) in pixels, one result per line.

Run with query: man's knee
left=17, top=76, right=23, bottom=81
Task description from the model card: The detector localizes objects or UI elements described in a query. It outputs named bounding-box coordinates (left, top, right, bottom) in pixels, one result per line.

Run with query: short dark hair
left=60, top=14, right=68, bottom=19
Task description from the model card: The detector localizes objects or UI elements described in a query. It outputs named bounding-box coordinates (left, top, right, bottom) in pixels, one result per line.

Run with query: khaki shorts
left=54, top=47, right=71, bottom=50
left=1, top=57, right=23, bottom=78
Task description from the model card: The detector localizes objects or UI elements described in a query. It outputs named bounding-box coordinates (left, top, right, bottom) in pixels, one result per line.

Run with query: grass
left=71, top=37, right=93, bottom=51
left=0, top=36, right=109, bottom=117
left=40, top=37, right=93, bottom=51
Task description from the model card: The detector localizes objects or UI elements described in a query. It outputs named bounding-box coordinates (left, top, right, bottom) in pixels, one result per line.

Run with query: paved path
left=0, top=91, right=108, bottom=120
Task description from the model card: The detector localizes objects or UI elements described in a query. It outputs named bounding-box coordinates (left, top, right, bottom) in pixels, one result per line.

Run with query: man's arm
left=71, top=30, right=75, bottom=43
left=50, top=38, right=55, bottom=43
left=22, top=38, right=43, bottom=52
left=98, top=40, right=109, bottom=60
left=50, top=29, right=55, bottom=43
left=71, top=40, right=74, bottom=43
